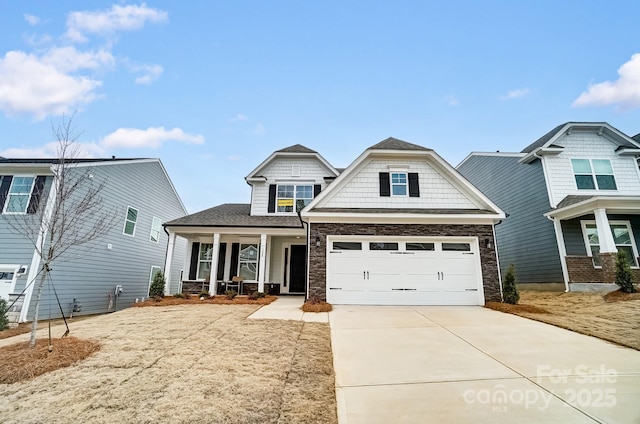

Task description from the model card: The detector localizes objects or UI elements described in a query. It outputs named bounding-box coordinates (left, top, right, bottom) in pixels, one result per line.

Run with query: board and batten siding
left=324, top=159, right=477, bottom=209
left=250, top=157, right=334, bottom=215
left=457, top=155, right=564, bottom=284
left=22, top=160, right=186, bottom=320
left=543, top=131, right=640, bottom=208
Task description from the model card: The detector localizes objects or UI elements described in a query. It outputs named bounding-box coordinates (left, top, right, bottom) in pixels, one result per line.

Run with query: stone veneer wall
left=308, top=223, right=501, bottom=303
left=566, top=253, right=640, bottom=283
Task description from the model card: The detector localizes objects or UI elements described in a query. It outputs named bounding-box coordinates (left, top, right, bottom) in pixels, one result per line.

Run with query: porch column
left=258, top=233, right=267, bottom=292
left=208, top=233, right=221, bottom=296
left=163, top=231, right=176, bottom=295
left=594, top=209, right=617, bottom=253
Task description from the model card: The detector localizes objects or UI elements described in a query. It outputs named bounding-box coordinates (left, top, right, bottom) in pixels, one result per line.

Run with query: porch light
left=485, top=238, right=493, bottom=249
left=316, top=236, right=321, bottom=247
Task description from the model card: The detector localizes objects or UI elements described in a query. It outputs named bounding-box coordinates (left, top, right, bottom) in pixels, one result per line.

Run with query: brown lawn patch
left=485, top=302, right=549, bottom=314
left=133, top=294, right=277, bottom=307
left=0, top=336, right=100, bottom=384
left=0, top=315, right=96, bottom=340
left=604, top=289, right=640, bottom=303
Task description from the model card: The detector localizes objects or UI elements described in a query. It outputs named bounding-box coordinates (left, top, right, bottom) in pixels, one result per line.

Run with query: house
left=457, top=122, right=640, bottom=291
left=0, top=157, right=187, bottom=323
left=163, top=138, right=505, bottom=305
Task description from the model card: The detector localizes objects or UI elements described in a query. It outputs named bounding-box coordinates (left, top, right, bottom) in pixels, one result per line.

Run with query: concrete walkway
left=330, top=305, right=640, bottom=424
left=247, top=296, right=329, bottom=322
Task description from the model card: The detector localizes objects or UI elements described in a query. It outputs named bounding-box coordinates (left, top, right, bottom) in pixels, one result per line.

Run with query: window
left=406, top=242, right=435, bottom=251
left=583, top=221, right=638, bottom=267
left=123, top=206, right=138, bottom=236
left=442, top=243, right=471, bottom=252
left=391, top=172, right=407, bottom=196
left=277, top=184, right=313, bottom=213
left=4, top=176, right=34, bottom=213
left=150, top=217, right=162, bottom=243
left=238, top=243, right=259, bottom=280
left=369, top=242, right=399, bottom=251
left=571, top=159, right=617, bottom=190
left=332, top=242, right=362, bottom=250
left=197, top=243, right=213, bottom=280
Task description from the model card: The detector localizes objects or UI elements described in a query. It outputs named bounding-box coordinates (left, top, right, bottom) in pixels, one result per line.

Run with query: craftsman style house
left=457, top=122, right=640, bottom=291
left=164, top=139, right=505, bottom=305
left=0, top=158, right=187, bottom=322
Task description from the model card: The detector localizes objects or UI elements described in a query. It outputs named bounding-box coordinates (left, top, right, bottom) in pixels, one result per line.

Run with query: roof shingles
left=165, top=203, right=303, bottom=228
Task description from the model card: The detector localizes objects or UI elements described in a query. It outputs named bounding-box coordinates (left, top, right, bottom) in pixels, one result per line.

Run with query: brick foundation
left=566, top=253, right=640, bottom=283
left=308, top=223, right=501, bottom=303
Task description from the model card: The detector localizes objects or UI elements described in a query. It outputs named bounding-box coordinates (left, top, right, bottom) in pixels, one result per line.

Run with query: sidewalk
left=248, top=296, right=329, bottom=322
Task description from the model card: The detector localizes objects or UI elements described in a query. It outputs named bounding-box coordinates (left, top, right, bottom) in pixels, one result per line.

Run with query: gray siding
left=458, top=156, right=563, bottom=283
left=13, top=161, right=186, bottom=320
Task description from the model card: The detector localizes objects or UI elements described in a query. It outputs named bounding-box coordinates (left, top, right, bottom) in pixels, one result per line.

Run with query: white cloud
left=42, top=46, right=115, bottom=72
left=0, top=51, right=102, bottom=119
left=443, top=94, right=459, bottom=106
left=230, top=113, right=249, bottom=122
left=101, top=127, right=205, bottom=148
left=0, top=141, right=104, bottom=158
left=132, top=64, right=163, bottom=85
left=24, top=14, right=41, bottom=26
left=65, top=3, right=168, bottom=43
left=573, top=54, right=640, bottom=109
left=500, top=88, right=530, bottom=100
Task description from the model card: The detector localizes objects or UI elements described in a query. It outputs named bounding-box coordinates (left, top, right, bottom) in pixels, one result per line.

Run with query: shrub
left=224, top=290, right=238, bottom=300
left=247, top=292, right=258, bottom=300
left=148, top=270, right=166, bottom=298
left=255, top=291, right=266, bottom=298
left=198, top=291, right=211, bottom=299
left=173, top=293, right=186, bottom=298
left=615, top=250, right=636, bottom=293
left=502, top=264, right=519, bottom=305
left=0, top=299, right=9, bottom=331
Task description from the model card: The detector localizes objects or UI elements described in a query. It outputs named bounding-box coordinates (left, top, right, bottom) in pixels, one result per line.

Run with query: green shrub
left=224, top=290, right=238, bottom=300
left=148, top=270, right=166, bottom=298
left=255, top=291, right=266, bottom=298
left=0, top=298, right=9, bottom=331
left=615, top=250, right=636, bottom=293
left=502, top=264, right=520, bottom=305
left=173, top=293, right=186, bottom=298
left=198, top=291, right=211, bottom=299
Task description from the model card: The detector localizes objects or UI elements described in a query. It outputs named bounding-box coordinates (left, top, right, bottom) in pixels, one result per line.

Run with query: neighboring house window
left=148, top=266, right=162, bottom=293
left=197, top=243, right=213, bottom=280
left=123, top=206, right=138, bottom=236
left=277, top=184, right=313, bottom=213
left=391, top=172, right=407, bottom=196
left=150, top=217, right=162, bottom=243
left=571, top=159, right=617, bottom=190
left=3, top=176, right=35, bottom=213
left=238, top=243, right=258, bottom=280
left=582, top=221, right=638, bottom=267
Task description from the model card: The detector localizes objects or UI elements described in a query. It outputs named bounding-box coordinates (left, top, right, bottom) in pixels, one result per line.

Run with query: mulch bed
left=0, top=337, right=100, bottom=384
left=133, top=294, right=277, bottom=307
left=301, top=301, right=333, bottom=313
left=603, top=289, right=640, bottom=302
left=485, top=302, right=549, bottom=314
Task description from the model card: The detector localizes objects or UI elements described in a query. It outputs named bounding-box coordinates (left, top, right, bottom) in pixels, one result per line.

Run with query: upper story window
left=571, top=159, right=617, bottom=190
left=4, top=176, right=35, bottom=213
left=379, top=172, right=420, bottom=197
left=277, top=184, right=313, bottom=213
left=123, top=206, right=138, bottom=236
left=150, top=217, right=162, bottom=243
left=391, top=173, right=407, bottom=196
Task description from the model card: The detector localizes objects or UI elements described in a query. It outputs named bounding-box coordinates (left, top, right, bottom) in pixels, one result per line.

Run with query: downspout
left=297, top=210, right=310, bottom=301
left=163, top=225, right=171, bottom=294
left=547, top=215, right=570, bottom=292
left=492, top=216, right=505, bottom=301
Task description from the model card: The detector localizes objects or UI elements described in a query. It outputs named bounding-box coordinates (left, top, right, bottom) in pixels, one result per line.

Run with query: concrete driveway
left=329, top=306, right=640, bottom=423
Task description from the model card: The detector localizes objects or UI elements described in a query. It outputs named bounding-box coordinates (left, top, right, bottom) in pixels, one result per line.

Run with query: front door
left=289, top=245, right=307, bottom=293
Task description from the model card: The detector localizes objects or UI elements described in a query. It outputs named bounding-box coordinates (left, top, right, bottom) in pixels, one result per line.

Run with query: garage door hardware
left=391, top=288, right=417, bottom=291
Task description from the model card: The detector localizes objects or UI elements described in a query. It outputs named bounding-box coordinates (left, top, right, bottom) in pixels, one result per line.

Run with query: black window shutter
left=379, top=172, right=390, bottom=197
left=313, top=184, right=321, bottom=197
left=230, top=243, right=240, bottom=277
left=27, top=176, right=47, bottom=214
left=216, top=243, right=227, bottom=281
left=267, top=184, right=277, bottom=213
left=189, top=242, right=200, bottom=280
left=0, top=176, right=13, bottom=213
left=408, top=173, right=420, bottom=197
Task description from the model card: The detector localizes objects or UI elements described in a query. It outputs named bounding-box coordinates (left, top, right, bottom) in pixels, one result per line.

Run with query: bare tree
left=3, top=115, right=118, bottom=347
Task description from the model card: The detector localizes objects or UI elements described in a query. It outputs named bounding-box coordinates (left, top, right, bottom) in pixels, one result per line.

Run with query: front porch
left=546, top=196, right=640, bottom=290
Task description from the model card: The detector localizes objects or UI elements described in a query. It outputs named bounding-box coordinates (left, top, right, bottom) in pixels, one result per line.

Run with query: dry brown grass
left=0, top=304, right=337, bottom=424
left=0, top=337, right=100, bottom=384
left=0, top=315, right=97, bottom=340
left=489, top=290, right=640, bottom=351
left=133, top=294, right=277, bottom=307
left=301, top=301, right=333, bottom=313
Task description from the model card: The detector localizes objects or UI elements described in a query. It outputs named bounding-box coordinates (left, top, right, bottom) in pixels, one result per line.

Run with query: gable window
left=197, top=243, right=213, bottom=280
left=150, top=217, right=162, bottom=243
left=277, top=184, right=313, bottom=213
left=571, top=159, right=617, bottom=190
left=3, top=176, right=35, bottom=213
left=379, top=172, right=420, bottom=197
left=391, top=173, right=407, bottom=196
left=123, top=206, right=138, bottom=236
left=582, top=221, right=638, bottom=267
left=238, top=243, right=259, bottom=280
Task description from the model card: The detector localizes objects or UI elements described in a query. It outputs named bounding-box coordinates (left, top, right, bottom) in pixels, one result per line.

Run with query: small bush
left=615, top=250, right=636, bottom=293
left=502, top=264, right=519, bottom=305
left=148, top=271, right=166, bottom=298
left=255, top=291, right=266, bottom=298
left=173, top=293, right=186, bottom=298
left=0, top=299, right=9, bottom=331
left=224, top=290, right=237, bottom=300
left=198, top=291, right=211, bottom=299
left=247, top=292, right=258, bottom=300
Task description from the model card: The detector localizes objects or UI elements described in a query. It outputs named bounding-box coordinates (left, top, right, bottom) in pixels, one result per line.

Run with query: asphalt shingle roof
left=368, top=137, right=432, bottom=151
left=164, top=203, right=303, bottom=228
left=275, top=144, right=317, bottom=154
left=554, top=195, right=595, bottom=209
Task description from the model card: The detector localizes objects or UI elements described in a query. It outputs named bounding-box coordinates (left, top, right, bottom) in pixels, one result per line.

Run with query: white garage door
left=326, top=237, right=484, bottom=305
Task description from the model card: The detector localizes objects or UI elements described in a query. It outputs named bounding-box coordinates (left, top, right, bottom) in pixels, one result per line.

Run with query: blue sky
left=1, top=1, right=640, bottom=213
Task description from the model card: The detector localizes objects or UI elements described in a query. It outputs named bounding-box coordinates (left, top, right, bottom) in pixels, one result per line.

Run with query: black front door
left=289, top=245, right=307, bottom=293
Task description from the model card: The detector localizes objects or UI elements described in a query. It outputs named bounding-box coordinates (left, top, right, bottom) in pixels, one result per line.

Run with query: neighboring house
left=164, top=139, right=505, bottom=305
left=457, top=122, right=640, bottom=291
left=0, top=158, right=187, bottom=322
